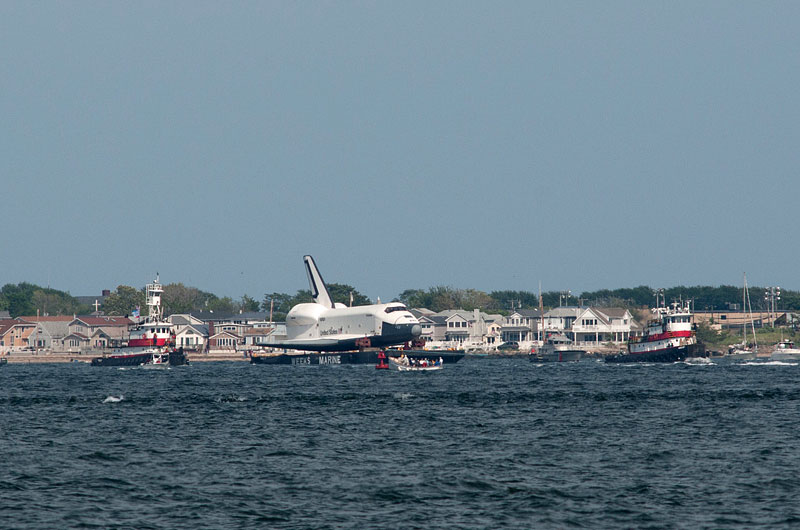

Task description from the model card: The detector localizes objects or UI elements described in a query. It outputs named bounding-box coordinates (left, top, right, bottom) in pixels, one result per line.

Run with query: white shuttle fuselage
left=277, top=256, right=421, bottom=352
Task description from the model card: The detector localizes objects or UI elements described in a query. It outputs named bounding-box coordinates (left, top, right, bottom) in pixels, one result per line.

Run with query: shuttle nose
left=411, top=324, right=421, bottom=337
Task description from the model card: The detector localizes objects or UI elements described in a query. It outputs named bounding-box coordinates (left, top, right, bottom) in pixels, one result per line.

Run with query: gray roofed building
left=75, top=290, right=112, bottom=309
left=169, top=314, right=205, bottom=326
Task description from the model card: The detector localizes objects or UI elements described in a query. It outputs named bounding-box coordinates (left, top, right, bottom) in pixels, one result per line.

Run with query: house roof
left=169, top=314, right=206, bottom=326
left=0, top=319, right=35, bottom=336
left=437, top=310, right=496, bottom=322
left=244, top=327, right=274, bottom=336
left=594, top=307, right=630, bottom=319
left=515, top=309, right=542, bottom=318
left=176, top=324, right=209, bottom=336
left=578, top=307, right=611, bottom=325
left=72, top=316, right=132, bottom=327
left=544, top=307, right=585, bottom=318
left=189, top=311, right=236, bottom=322
left=209, top=330, right=240, bottom=339
left=222, top=311, right=269, bottom=322
left=32, top=321, right=71, bottom=339
left=19, top=316, right=73, bottom=322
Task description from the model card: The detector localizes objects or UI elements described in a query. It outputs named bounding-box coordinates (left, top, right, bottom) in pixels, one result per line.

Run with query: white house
left=572, top=307, right=639, bottom=346
left=541, top=307, right=583, bottom=341
left=500, top=309, right=541, bottom=343
left=175, top=323, right=208, bottom=351
left=437, top=309, right=503, bottom=348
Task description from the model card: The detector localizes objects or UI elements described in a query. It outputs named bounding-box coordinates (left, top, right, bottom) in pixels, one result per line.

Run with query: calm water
left=2, top=358, right=800, bottom=529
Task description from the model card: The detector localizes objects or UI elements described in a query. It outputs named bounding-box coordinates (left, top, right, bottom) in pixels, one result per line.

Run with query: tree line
left=1, top=281, right=798, bottom=319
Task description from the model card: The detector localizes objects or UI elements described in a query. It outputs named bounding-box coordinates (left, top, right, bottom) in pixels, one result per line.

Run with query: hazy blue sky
left=1, top=2, right=798, bottom=302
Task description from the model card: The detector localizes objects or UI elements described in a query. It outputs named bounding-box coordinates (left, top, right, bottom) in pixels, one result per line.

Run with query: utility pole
left=765, top=287, right=781, bottom=327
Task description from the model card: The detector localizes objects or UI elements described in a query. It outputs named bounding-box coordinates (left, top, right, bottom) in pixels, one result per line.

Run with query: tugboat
left=605, top=300, right=705, bottom=363
left=91, top=275, right=188, bottom=367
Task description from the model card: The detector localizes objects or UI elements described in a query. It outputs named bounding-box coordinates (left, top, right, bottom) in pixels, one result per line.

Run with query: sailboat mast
left=742, top=273, right=747, bottom=346
left=538, top=281, right=544, bottom=343
left=745, top=273, right=757, bottom=350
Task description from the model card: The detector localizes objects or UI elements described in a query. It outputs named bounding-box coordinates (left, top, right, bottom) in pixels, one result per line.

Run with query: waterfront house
left=444, top=312, right=471, bottom=343
left=62, top=332, right=90, bottom=352
left=486, top=320, right=502, bottom=346
left=541, top=307, right=583, bottom=341
left=68, top=316, right=132, bottom=349
left=0, top=319, right=37, bottom=353
left=415, top=314, right=448, bottom=342
left=437, top=309, right=503, bottom=347
left=174, top=323, right=209, bottom=351
left=572, top=307, right=638, bottom=346
left=243, top=327, right=277, bottom=347
left=18, top=316, right=72, bottom=351
left=500, top=309, right=542, bottom=343
left=207, top=330, right=240, bottom=352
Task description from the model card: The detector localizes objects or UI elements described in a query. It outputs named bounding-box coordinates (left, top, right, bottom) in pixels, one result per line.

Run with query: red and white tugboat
left=605, top=300, right=705, bottom=363
left=91, top=276, right=188, bottom=367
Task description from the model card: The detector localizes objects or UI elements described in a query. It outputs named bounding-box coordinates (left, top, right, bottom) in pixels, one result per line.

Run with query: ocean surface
left=2, top=357, right=800, bottom=529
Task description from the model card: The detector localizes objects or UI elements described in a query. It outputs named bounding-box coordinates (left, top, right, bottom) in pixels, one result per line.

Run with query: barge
left=250, top=349, right=464, bottom=366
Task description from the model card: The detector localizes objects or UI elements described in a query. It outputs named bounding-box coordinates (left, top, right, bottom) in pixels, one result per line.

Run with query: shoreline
left=1, top=351, right=252, bottom=364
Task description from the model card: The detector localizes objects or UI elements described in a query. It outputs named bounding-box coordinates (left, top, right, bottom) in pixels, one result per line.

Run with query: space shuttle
left=272, top=255, right=422, bottom=352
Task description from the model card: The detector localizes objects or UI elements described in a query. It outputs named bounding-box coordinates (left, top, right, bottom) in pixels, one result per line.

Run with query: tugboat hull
left=605, top=343, right=705, bottom=363
left=91, top=348, right=189, bottom=367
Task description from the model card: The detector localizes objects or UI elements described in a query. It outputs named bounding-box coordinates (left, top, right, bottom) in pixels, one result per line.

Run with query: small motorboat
left=388, top=355, right=443, bottom=372
left=771, top=339, right=800, bottom=361
left=140, top=352, right=170, bottom=369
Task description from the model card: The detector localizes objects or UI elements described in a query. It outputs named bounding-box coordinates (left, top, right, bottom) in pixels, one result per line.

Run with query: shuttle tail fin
left=304, top=255, right=334, bottom=308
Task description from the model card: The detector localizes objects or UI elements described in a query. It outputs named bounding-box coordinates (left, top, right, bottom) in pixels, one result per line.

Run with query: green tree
left=207, top=296, right=236, bottom=314
left=489, top=290, right=540, bottom=310
left=0, top=283, right=38, bottom=316
left=262, top=292, right=294, bottom=315
left=326, top=283, right=371, bottom=306
left=31, top=289, right=88, bottom=316
left=240, top=294, right=261, bottom=312
left=102, top=286, right=146, bottom=317
left=162, top=283, right=213, bottom=315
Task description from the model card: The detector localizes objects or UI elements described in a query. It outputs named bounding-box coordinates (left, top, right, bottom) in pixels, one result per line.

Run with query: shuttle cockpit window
left=385, top=305, right=408, bottom=314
